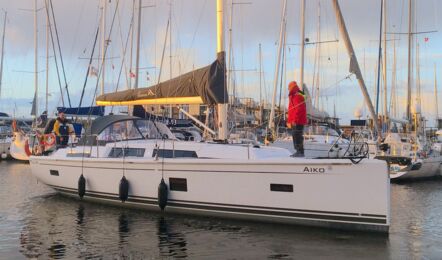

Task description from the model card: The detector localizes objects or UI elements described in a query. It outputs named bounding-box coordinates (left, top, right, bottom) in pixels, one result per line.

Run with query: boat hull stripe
left=49, top=185, right=387, bottom=225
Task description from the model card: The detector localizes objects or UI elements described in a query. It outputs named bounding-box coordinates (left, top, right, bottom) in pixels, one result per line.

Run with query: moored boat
left=30, top=115, right=390, bottom=232
left=376, top=133, right=442, bottom=181
left=29, top=0, right=390, bottom=233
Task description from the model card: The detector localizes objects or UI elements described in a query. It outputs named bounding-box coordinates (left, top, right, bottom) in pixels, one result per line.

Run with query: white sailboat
left=377, top=132, right=442, bottom=180
left=29, top=0, right=390, bottom=232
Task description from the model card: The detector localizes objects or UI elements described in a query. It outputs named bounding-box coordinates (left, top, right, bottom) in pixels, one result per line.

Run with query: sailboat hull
left=30, top=151, right=390, bottom=233
left=389, top=156, right=442, bottom=181
left=9, top=132, right=30, bottom=161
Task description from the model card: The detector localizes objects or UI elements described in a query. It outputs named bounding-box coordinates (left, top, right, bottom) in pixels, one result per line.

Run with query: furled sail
left=57, top=106, right=104, bottom=117
left=96, top=52, right=227, bottom=106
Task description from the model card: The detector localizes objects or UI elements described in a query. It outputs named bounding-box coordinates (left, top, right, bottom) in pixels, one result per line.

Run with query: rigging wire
left=277, top=23, right=287, bottom=118
left=49, top=0, right=71, bottom=107
left=44, top=0, right=65, bottom=107
left=183, top=0, right=208, bottom=67
left=156, top=19, right=170, bottom=87
left=110, top=20, right=133, bottom=114
left=66, top=0, right=88, bottom=82
left=78, top=26, right=100, bottom=108
left=116, top=2, right=131, bottom=89
left=87, top=0, right=120, bottom=119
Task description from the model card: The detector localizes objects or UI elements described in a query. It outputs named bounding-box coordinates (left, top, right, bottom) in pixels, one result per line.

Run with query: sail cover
left=57, top=106, right=105, bottom=116
left=96, top=52, right=227, bottom=106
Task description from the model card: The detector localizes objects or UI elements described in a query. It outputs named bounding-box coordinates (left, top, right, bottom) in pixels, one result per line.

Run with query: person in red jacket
left=287, top=81, right=307, bottom=157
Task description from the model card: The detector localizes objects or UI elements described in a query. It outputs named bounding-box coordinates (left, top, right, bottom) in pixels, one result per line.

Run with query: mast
left=434, top=63, right=438, bottom=125
left=216, top=0, right=227, bottom=140
left=258, top=43, right=262, bottom=107
left=391, top=39, right=397, bottom=118
left=299, top=0, right=306, bottom=90
left=259, top=43, right=265, bottom=125
left=169, top=0, right=173, bottom=118
left=0, top=11, right=6, bottom=98
left=268, top=0, right=287, bottom=133
left=227, top=1, right=234, bottom=102
left=45, top=0, right=49, bottom=112
left=382, top=0, right=388, bottom=122
left=34, top=0, right=39, bottom=117
left=129, top=0, right=135, bottom=89
left=331, top=0, right=381, bottom=137
left=259, top=43, right=263, bottom=125
left=406, top=0, right=412, bottom=122
left=100, top=0, right=107, bottom=95
left=416, top=43, right=421, bottom=111
left=375, top=0, right=383, bottom=116
left=134, top=0, right=142, bottom=89
left=314, top=1, right=321, bottom=108
left=169, top=0, right=172, bottom=80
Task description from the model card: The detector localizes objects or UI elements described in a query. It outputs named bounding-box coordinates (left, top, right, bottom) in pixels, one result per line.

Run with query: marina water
left=1, top=160, right=441, bottom=259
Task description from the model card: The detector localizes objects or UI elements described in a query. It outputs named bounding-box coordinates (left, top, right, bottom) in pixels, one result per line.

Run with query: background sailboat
left=374, top=0, right=442, bottom=181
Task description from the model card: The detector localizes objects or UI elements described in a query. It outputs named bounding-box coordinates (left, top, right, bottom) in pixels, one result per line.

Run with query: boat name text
left=303, top=167, right=326, bottom=173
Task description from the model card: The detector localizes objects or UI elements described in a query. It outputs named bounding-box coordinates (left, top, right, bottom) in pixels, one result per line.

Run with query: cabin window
left=108, top=147, right=145, bottom=158
left=135, top=120, right=175, bottom=140
left=152, top=149, right=197, bottom=158
left=169, top=178, right=188, bottom=191
left=136, top=120, right=162, bottom=139
left=97, top=120, right=142, bottom=142
left=50, top=170, right=59, bottom=176
left=270, top=184, right=293, bottom=192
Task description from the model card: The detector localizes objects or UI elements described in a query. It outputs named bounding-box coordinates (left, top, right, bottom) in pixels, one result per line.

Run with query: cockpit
left=82, top=115, right=176, bottom=145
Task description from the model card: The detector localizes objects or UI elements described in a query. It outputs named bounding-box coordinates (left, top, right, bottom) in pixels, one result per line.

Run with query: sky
left=0, top=0, right=441, bottom=125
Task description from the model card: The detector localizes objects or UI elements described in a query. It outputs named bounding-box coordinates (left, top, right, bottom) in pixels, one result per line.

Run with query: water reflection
left=157, top=216, right=187, bottom=258
left=76, top=204, right=85, bottom=226
left=14, top=194, right=391, bottom=259
left=3, top=160, right=442, bottom=259
left=118, top=212, right=130, bottom=247
left=389, top=181, right=442, bottom=259
left=19, top=225, right=42, bottom=259
left=47, top=242, right=66, bottom=259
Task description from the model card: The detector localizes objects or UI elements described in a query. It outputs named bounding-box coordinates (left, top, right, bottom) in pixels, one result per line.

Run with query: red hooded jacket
left=287, top=85, right=307, bottom=126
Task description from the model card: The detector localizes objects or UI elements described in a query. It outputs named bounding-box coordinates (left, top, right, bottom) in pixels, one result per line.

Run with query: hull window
left=108, top=147, right=145, bottom=158
left=152, top=149, right=197, bottom=158
left=169, top=178, right=188, bottom=191
left=67, top=152, right=91, bottom=158
left=50, top=170, right=59, bottom=176
left=270, top=184, right=293, bottom=192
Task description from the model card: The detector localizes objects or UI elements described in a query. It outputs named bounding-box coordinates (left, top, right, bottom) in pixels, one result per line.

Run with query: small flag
left=129, top=70, right=136, bottom=78
left=424, top=37, right=429, bottom=42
